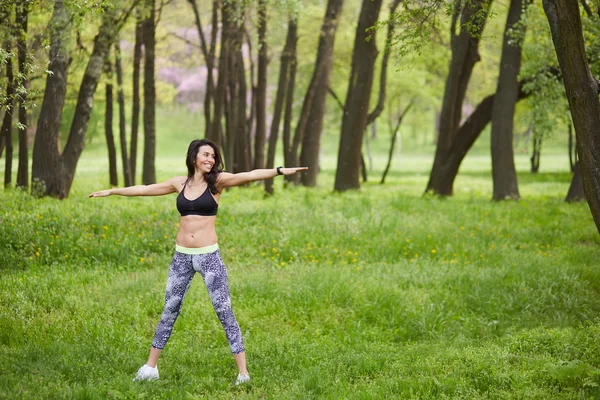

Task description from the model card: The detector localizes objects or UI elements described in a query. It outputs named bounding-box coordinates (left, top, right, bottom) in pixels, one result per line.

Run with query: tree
left=104, top=56, right=118, bottom=187
left=334, top=0, right=384, bottom=191
left=491, top=0, right=528, bottom=200
left=543, top=0, right=600, bottom=233
left=295, top=0, right=344, bottom=186
left=30, top=0, right=70, bottom=197
left=188, top=0, right=218, bottom=138
left=1, top=44, right=14, bottom=189
left=15, top=0, right=30, bottom=190
left=142, top=0, right=156, bottom=185
left=218, top=2, right=250, bottom=173
left=265, top=18, right=297, bottom=195
left=115, top=41, right=132, bottom=187
left=253, top=0, right=268, bottom=171
left=130, top=12, right=143, bottom=185
left=31, top=1, right=137, bottom=198
left=426, top=0, right=493, bottom=195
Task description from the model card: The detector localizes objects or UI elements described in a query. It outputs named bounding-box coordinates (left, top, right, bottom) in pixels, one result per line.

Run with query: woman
left=89, top=139, right=307, bottom=385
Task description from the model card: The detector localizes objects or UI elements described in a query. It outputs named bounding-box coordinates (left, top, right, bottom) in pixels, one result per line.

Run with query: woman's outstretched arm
left=88, top=176, right=182, bottom=198
left=218, top=167, right=308, bottom=189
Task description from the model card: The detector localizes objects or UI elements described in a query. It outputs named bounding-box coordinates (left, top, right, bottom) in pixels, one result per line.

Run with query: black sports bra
left=176, top=183, right=219, bottom=216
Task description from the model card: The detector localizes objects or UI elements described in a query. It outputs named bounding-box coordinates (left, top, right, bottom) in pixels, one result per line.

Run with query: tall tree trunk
left=130, top=13, right=142, bottom=185
left=565, top=161, right=585, bottom=202
left=282, top=21, right=298, bottom=180
left=115, top=41, right=132, bottom=187
left=426, top=0, right=492, bottom=194
left=234, top=48, right=250, bottom=172
left=334, top=0, right=383, bottom=191
left=253, top=0, right=268, bottom=170
left=543, top=0, right=600, bottom=234
left=296, top=0, right=344, bottom=185
left=265, top=18, right=297, bottom=195
left=16, top=0, right=29, bottom=190
left=2, top=46, right=14, bottom=189
left=211, top=3, right=229, bottom=152
left=60, top=8, right=120, bottom=197
left=104, top=60, right=118, bottom=186
left=244, top=28, right=256, bottom=164
left=208, top=0, right=218, bottom=134
left=491, top=0, right=526, bottom=200
left=31, top=0, right=70, bottom=197
left=188, top=0, right=216, bottom=137
left=366, top=0, right=402, bottom=127
left=221, top=3, right=247, bottom=173
left=142, top=0, right=156, bottom=185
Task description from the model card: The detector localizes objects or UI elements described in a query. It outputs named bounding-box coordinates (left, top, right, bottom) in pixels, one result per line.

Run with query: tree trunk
left=426, top=0, right=492, bottom=194
left=188, top=0, right=216, bottom=137
left=253, top=0, right=268, bottom=171
left=16, top=0, right=29, bottom=190
left=265, top=18, right=297, bottom=195
left=2, top=46, right=14, bottom=189
left=130, top=13, right=142, bottom=185
left=142, top=0, right=156, bottom=185
left=565, top=161, right=585, bottom=202
left=210, top=3, right=230, bottom=151
left=296, top=0, right=344, bottom=186
left=31, top=0, right=70, bottom=197
left=282, top=21, right=298, bottom=180
left=104, top=60, right=118, bottom=186
left=60, top=8, right=120, bottom=197
left=208, top=0, right=218, bottom=135
left=32, top=1, right=135, bottom=198
left=543, top=0, right=600, bottom=234
left=115, top=41, right=132, bottom=187
left=491, top=0, right=526, bottom=201
left=244, top=29, right=255, bottom=164
left=334, top=0, right=383, bottom=191
left=234, top=47, right=250, bottom=172
left=530, top=134, right=541, bottom=173
left=428, top=83, right=531, bottom=195
left=366, top=0, right=401, bottom=127
left=381, top=102, right=413, bottom=184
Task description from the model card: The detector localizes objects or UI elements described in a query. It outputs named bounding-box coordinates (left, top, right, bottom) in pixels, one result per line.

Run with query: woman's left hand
left=280, top=167, right=308, bottom=175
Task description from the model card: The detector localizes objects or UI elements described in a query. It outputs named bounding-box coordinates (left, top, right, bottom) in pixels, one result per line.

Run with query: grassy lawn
left=1, top=141, right=600, bottom=398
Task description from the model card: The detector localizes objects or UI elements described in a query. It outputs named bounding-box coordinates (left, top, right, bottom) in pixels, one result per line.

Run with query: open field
left=1, top=142, right=600, bottom=398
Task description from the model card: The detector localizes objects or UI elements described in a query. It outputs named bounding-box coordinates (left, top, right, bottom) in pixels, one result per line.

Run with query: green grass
left=1, top=137, right=600, bottom=398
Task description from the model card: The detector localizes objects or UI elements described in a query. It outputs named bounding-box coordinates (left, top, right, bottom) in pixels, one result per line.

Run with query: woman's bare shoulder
left=169, top=176, right=188, bottom=191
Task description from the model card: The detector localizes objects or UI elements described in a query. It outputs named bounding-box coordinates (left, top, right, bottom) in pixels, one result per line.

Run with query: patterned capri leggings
left=151, top=244, right=245, bottom=354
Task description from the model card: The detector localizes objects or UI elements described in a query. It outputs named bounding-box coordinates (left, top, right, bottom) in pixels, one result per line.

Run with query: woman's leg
left=234, top=352, right=247, bottom=374
left=194, top=250, right=247, bottom=373
left=149, top=252, right=195, bottom=361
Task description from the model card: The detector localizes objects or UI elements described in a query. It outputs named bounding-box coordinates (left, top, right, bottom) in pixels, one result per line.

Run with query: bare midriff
left=176, top=215, right=218, bottom=248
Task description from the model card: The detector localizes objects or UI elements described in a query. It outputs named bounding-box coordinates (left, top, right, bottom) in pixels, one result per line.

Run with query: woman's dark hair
left=186, top=139, right=224, bottom=194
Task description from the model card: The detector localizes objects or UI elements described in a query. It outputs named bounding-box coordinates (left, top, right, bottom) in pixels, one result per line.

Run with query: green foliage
left=1, top=153, right=600, bottom=397
left=519, top=3, right=569, bottom=141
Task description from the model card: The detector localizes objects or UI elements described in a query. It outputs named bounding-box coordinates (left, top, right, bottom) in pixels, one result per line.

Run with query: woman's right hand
left=88, top=189, right=111, bottom=198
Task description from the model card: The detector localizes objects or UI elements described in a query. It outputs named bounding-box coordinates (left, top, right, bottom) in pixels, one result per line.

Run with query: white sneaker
left=235, top=372, right=250, bottom=386
left=132, top=364, right=159, bottom=381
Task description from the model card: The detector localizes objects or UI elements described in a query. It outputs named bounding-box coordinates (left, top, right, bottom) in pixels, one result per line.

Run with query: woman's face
left=196, top=145, right=216, bottom=173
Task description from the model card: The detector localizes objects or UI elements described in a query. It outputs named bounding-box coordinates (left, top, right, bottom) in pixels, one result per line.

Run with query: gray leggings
left=151, top=249, right=245, bottom=354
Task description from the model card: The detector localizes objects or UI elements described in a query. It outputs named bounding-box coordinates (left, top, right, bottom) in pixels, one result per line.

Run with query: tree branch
left=580, top=0, right=593, bottom=18
left=327, top=86, right=344, bottom=110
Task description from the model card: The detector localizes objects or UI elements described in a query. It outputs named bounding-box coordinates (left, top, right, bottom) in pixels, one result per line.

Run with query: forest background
left=1, top=0, right=600, bottom=398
